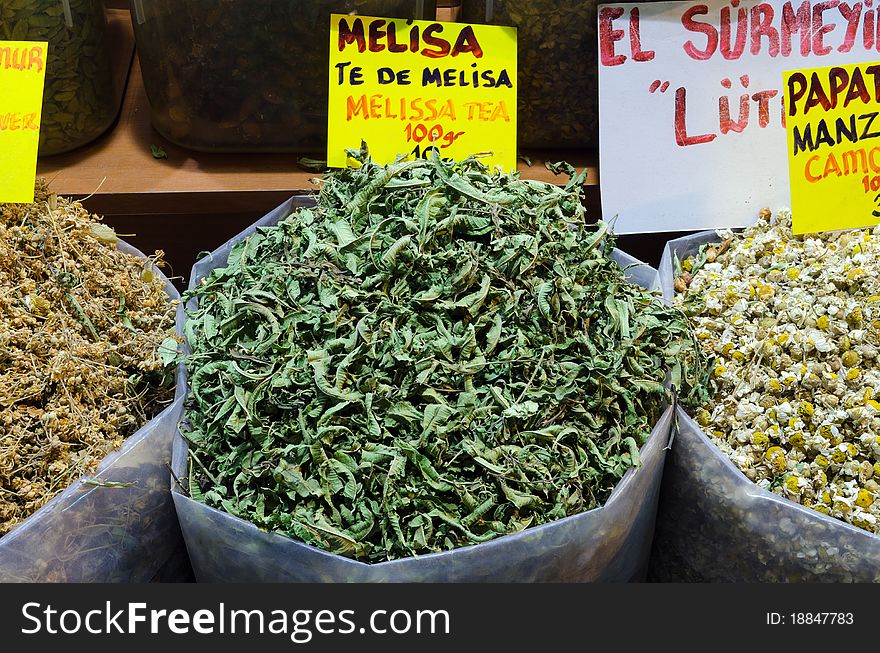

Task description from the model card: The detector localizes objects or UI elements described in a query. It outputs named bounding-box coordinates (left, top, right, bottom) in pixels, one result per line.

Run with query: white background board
left=599, top=0, right=880, bottom=233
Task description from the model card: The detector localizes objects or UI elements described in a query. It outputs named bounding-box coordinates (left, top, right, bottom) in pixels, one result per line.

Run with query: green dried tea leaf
left=82, top=479, right=136, bottom=488
left=158, top=337, right=179, bottom=366
left=298, top=157, right=327, bottom=172
left=151, top=145, right=168, bottom=160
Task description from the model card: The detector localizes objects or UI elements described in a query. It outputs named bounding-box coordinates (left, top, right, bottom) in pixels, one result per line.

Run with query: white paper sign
left=599, top=0, right=880, bottom=233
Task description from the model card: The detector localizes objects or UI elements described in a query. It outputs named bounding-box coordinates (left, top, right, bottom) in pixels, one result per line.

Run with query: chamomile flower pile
left=676, top=209, right=880, bottom=535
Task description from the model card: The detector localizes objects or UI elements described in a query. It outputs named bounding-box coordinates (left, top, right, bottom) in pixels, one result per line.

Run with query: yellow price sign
left=0, top=41, right=48, bottom=204
left=785, top=61, right=880, bottom=235
left=327, top=14, right=516, bottom=170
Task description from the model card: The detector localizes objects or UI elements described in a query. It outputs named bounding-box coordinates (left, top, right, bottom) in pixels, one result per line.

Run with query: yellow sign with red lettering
left=785, top=61, right=880, bottom=235
left=327, top=14, right=516, bottom=170
left=0, top=41, right=48, bottom=204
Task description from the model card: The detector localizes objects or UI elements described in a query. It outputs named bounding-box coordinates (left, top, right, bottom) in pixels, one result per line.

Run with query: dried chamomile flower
left=0, top=181, right=177, bottom=536
left=677, top=209, right=880, bottom=536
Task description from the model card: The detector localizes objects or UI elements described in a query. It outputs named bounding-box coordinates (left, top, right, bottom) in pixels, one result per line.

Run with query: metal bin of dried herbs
left=171, top=152, right=710, bottom=582
left=0, top=182, right=185, bottom=582
left=128, top=0, right=436, bottom=153
left=650, top=210, right=880, bottom=582
left=2, top=0, right=118, bottom=155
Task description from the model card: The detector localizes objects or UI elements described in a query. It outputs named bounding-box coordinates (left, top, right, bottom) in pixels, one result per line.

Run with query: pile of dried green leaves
left=0, top=182, right=177, bottom=536
left=182, top=153, right=710, bottom=563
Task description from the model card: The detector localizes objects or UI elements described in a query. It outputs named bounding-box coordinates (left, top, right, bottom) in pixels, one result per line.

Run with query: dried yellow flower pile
left=0, top=183, right=176, bottom=536
left=676, top=209, right=880, bottom=536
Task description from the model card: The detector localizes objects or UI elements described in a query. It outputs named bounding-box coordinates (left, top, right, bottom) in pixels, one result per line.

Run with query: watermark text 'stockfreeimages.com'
left=20, top=602, right=451, bottom=644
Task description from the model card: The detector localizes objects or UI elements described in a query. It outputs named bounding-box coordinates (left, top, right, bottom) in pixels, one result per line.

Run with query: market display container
left=0, top=241, right=185, bottom=583
left=2, top=0, right=118, bottom=155
left=649, top=232, right=880, bottom=582
left=170, top=197, right=673, bottom=582
left=129, top=1, right=437, bottom=153
left=460, top=0, right=605, bottom=150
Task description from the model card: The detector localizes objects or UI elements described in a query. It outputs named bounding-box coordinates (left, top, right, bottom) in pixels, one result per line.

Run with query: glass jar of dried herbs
left=461, top=0, right=602, bottom=150
left=2, top=0, right=117, bottom=155
left=177, top=151, right=710, bottom=574
left=129, top=0, right=436, bottom=153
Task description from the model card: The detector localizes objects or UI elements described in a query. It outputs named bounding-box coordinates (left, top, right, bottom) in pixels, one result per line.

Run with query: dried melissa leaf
left=182, top=152, right=710, bottom=563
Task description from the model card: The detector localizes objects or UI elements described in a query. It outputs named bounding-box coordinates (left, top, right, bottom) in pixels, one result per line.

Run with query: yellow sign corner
left=327, top=14, right=517, bottom=171
left=0, top=41, right=48, bottom=204
left=785, top=61, right=880, bottom=235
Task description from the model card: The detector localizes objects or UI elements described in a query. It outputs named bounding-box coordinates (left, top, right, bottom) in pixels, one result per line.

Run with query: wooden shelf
left=36, top=10, right=598, bottom=218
